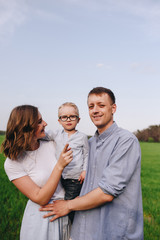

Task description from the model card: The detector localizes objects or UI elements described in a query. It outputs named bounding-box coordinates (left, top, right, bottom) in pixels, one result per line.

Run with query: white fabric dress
left=4, top=141, right=70, bottom=240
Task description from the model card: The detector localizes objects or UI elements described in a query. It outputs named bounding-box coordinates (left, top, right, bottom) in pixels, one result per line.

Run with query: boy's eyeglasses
left=59, top=115, right=79, bottom=122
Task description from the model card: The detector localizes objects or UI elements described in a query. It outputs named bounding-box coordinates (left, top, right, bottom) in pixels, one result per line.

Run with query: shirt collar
left=94, top=122, right=118, bottom=141
left=61, top=129, right=78, bottom=136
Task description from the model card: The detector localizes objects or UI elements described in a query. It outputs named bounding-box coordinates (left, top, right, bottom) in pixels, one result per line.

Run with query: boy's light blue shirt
left=71, top=122, right=143, bottom=240
left=47, top=129, right=89, bottom=179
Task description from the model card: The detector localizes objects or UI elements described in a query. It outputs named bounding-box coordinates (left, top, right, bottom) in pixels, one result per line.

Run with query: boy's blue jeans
left=61, top=177, right=82, bottom=223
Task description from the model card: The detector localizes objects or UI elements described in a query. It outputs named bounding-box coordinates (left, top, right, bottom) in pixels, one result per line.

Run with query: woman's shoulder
left=4, top=157, right=22, bottom=168
left=40, top=139, right=55, bottom=146
left=4, top=157, right=26, bottom=181
left=39, top=139, right=56, bottom=151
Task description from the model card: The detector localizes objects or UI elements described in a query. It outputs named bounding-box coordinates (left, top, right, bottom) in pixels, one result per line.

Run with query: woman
left=2, top=105, right=73, bottom=240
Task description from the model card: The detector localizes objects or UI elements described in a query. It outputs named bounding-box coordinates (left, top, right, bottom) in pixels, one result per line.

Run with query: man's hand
left=78, top=170, right=86, bottom=184
left=39, top=200, right=71, bottom=222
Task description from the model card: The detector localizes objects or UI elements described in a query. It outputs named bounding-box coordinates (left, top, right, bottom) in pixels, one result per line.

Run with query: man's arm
left=69, top=187, right=113, bottom=210
left=40, top=187, right=114, bottom=221
left=82, top=134, right=89, bottom=171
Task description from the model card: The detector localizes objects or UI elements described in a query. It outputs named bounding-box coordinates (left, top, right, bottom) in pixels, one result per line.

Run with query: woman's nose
left=43, top=120, right=47, bottom=126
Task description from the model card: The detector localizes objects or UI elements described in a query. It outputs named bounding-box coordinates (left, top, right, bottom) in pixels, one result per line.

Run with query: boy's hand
left=78, top=170, right=86, bottom=184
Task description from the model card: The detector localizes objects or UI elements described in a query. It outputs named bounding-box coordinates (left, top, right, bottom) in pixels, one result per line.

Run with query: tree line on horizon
left=134, top=125, right=160, bottom=142
left=0, top=131, right=5, bottom=135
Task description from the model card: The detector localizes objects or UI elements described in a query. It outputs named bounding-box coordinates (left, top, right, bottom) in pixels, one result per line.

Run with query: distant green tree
left=0, top=131, right=5, bottom=135
left=135, top=125, right=160, bottom=142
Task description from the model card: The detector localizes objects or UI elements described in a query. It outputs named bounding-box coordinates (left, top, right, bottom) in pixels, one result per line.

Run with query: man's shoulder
left=112, top=127, right=140, bottom=151
left=116, top=127, right=137, bottom=141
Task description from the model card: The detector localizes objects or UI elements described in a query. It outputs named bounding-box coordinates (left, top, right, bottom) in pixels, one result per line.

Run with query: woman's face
left=34, top=112, right=47, bottom=140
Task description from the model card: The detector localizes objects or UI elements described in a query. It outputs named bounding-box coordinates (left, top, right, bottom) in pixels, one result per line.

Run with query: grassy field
left=0, top=135, right=27, bottom=240
left=0, top=135, right=160, bottom=239
left=141, top=142, right=160, bottom=239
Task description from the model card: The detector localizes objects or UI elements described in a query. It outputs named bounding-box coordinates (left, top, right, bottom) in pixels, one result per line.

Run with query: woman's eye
left=38, top=119, right=42, bottom=124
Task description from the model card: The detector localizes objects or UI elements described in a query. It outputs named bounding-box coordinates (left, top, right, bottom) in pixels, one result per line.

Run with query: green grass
left=140, top=142, right=160, bottom=240
left=0, top=135, right=160, bottom=239
left=0, top=135, right=27, bottom=240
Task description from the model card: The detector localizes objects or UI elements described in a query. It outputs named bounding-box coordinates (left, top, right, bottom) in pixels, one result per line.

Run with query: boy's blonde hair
left=58, top=102, right=79, bottom=117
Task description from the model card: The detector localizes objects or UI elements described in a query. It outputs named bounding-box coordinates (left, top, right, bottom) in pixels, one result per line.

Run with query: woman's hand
left=57, top=144, right=73, bottom=170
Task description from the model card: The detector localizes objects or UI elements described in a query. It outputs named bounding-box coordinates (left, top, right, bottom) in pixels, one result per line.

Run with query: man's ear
left=112, top=104, right=117, bottom=114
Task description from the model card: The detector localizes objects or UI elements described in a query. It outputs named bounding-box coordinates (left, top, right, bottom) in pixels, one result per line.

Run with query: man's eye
left=99, top=105, right=105, bottom=108
left=89, top=106, right=94, bottom=109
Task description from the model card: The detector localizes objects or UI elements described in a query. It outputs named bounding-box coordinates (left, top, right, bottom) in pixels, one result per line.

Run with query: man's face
left=88, top=93, right=116, bottom=134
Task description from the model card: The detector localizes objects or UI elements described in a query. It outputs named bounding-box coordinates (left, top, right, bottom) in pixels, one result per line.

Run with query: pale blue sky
left=0, top=0, right=160, bottom=135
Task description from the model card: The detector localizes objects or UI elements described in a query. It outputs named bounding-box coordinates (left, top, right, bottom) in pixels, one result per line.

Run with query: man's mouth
left=93, top=115, right=102, bottom=119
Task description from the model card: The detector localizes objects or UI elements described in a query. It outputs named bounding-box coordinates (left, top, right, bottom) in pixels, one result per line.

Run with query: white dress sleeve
left=4, top=157, right=27, bottom=181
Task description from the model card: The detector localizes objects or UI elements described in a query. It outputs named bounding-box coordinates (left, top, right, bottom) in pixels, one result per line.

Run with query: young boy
left=47, top=102, right=89, bottom=223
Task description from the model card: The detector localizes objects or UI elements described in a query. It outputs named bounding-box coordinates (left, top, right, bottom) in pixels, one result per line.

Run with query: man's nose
left=92, top=105, right=99, bottom=112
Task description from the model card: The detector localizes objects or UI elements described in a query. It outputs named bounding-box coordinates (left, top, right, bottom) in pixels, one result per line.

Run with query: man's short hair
left=88, top=87, right=116, bottom=104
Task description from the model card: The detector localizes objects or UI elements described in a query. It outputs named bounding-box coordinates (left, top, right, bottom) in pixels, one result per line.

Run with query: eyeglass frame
left=59, top=115, right=79, bottom=122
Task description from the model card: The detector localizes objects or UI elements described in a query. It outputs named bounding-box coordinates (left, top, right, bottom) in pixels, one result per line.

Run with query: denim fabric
left=61, top=177, right=82, bottom=223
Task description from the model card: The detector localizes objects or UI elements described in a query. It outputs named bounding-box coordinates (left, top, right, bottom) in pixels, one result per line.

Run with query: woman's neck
left=31, top=140, right=40, bottom=151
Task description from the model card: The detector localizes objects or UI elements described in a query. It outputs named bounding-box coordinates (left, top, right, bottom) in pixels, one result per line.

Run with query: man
left=40, top=87, right=144, bottom=240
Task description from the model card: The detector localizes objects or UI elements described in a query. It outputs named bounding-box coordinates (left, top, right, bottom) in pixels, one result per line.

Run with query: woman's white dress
left=4, top=141, right=70, bottom=240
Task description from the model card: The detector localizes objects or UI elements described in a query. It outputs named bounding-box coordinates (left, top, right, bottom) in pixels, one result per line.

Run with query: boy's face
left=58, top=106, right=80, bottom=132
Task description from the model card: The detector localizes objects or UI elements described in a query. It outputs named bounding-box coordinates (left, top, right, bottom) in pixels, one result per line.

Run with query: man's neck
left=97, top=121, right=114, bottom=135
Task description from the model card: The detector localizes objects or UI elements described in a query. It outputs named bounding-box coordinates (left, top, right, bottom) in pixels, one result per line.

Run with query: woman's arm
left=12, top=144, right=72, bottom=205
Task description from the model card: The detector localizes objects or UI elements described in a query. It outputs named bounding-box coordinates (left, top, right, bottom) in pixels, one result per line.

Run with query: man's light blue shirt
left=47, top=129, right=89, bottom=179
left=71, top=122, right=143, bottom=240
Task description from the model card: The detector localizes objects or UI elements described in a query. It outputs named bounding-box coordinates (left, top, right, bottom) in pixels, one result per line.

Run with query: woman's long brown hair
left=1, top=105, right=39, bottom=160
